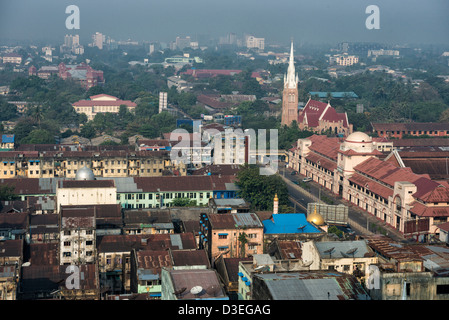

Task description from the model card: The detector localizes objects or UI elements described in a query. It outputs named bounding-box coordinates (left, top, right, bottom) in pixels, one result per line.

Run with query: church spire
left=285, top=40, right=298, bottom=89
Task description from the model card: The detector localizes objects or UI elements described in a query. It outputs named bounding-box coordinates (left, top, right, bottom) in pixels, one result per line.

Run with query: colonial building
left=288, top=131, right=449, bottom=239
left=372, top=122, right=449, bottom=139
left=73, top=94, right=136, bottom=121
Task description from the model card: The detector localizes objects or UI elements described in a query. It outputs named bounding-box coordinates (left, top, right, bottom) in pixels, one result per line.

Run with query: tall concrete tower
left=281, top=41, right=299, bottom=127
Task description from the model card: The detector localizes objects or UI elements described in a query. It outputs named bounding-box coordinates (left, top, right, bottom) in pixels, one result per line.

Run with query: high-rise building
left=159, top=92, right=168, bottom=113
left=92, top=32, right=105, bottom=50
left=245, top=35, right=265, bottom=51
left=281, top=42, right=299, bottom=127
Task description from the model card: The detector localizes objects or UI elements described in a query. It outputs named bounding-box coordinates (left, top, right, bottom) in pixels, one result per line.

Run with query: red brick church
left=281, top=42, right=353, bottom=137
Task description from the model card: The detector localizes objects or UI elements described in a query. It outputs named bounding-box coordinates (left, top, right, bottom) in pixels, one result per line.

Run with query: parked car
left=302, top=177, right=312, bottom=182
left=291, top=171, right=298, bottom=175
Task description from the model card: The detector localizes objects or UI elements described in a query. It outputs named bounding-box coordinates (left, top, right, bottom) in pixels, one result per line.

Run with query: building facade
left=73, top=94, right=136, bottom=120
left=288, top=131, right=449, bottom=239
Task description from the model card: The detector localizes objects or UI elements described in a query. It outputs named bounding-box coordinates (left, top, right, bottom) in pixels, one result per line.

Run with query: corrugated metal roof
left=255, top=272, right=369, bottom=300
left=316, top=240, right=370, bottom=259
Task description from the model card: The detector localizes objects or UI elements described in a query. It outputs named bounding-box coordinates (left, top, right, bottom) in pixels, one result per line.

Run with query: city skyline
left=0, top=0, right=448, bottom=46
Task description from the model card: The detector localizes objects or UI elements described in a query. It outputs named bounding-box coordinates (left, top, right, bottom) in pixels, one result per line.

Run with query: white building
left=55, top=167, right=117, bottom=212
left=245, top=35, right=265, bottom=51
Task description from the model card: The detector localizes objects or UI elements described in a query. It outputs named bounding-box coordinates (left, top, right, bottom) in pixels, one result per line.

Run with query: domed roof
left=345, top=131, right=371, bottom=143
left=75, top=166, right=95, bottom=181
left=306, top=206, right=325, bottom=226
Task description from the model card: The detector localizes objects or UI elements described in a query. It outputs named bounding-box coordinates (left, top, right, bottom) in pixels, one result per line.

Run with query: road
left=279, top=164, right=407, bottom=242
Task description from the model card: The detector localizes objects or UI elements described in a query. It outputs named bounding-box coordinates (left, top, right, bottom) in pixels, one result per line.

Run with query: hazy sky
left=1, top=0, right=448, bottom=46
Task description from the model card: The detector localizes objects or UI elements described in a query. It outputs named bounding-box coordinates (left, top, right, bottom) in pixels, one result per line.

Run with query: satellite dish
left=301, top=260, right=313, bottom=267
left=346, top=248, right=358, bottom=255
left=323, top=247, right=335, bottom=254
left=190, top=286, right=203, bottom=295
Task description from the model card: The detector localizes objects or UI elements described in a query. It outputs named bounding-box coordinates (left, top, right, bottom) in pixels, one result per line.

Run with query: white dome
left=75, top=166, right=95, bottom=180
left=345, top=131, right=371, bottom=143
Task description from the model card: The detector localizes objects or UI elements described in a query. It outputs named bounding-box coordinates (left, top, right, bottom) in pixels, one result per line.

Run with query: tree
left=21, top=129, right=55, bottom=144
left=171, top=198, right=198, bottom=207
left=0, top=185, right=18, bottom=201
left=235, top=164, right=289, bottom=211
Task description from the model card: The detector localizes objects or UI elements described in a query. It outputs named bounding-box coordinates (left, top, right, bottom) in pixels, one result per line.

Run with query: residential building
left=19, top=264, right=100, bottom=300
left=91, top=32, right=105, bottom=49
left=0, top=134, right=14, bottom=150
left=55, top=179, right=117, bottom=211
left=2, top=53, right=22, bottom=64
left=368, top=49, right=400, bottom=57
left=0, top=174, right=239, bottom=210
left=0, top=147, right=178, bottom=180
left=73, top=94, right=135, bottom=120
left=29, top=213, right=59, bottom=244
left=330, top=53, right=359, bottom=66
left=59, top=206, right=96, bottom=265
left=130, top=249, right=172, bottom=298
left=364, top=235, right=449, bottom=300
left=251, top=271, right=369, bottom=300
left=0, top=265, right=19, bottom=300
left=199, top=212, right=264, bottom=263
left=245, top=35, right=265, bottom=51
left=160, top=267, right=228, bottom=300
left=60, top=34, right=84, bottom=55
left=123, top=210, right=174, bottom=235
left=208, top=198, right=250, bottom=214
left=96, top=233, right=197, bottom=293
left=301, top=240, right=378, bottom=284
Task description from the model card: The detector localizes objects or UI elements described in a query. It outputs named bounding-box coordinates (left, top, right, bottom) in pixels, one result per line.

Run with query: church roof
left=298, top=99, right=350, bottom=129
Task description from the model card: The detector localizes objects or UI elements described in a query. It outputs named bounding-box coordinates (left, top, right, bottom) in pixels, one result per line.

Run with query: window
left=218, top=234, right=227, bottom=239
left=64, top=241, right=71, bottom=246
left=63, top=252, right=71, bottom=257
left=86, top=240, right=93, bottom=246
left=437, top=285, right=449, bottom=295
left=86, top=230, right=93, bottom=235
left=64, top=231, right=71, bottom=236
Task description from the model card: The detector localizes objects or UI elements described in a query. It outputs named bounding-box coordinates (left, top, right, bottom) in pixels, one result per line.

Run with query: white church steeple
left=284, top=41, right=299, bottom=89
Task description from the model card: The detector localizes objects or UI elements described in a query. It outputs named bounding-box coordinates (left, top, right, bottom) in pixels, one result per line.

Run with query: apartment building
left=199, top=212, right=264, bottom=263
left=0, top=173, right=238, bottom=210
left=59, top=206, right=96, bottom=265
left=0, top=148, right=182, bottom=179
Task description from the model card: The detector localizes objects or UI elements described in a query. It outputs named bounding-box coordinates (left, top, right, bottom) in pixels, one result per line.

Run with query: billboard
left=307, top=202, right=348, bottom=225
